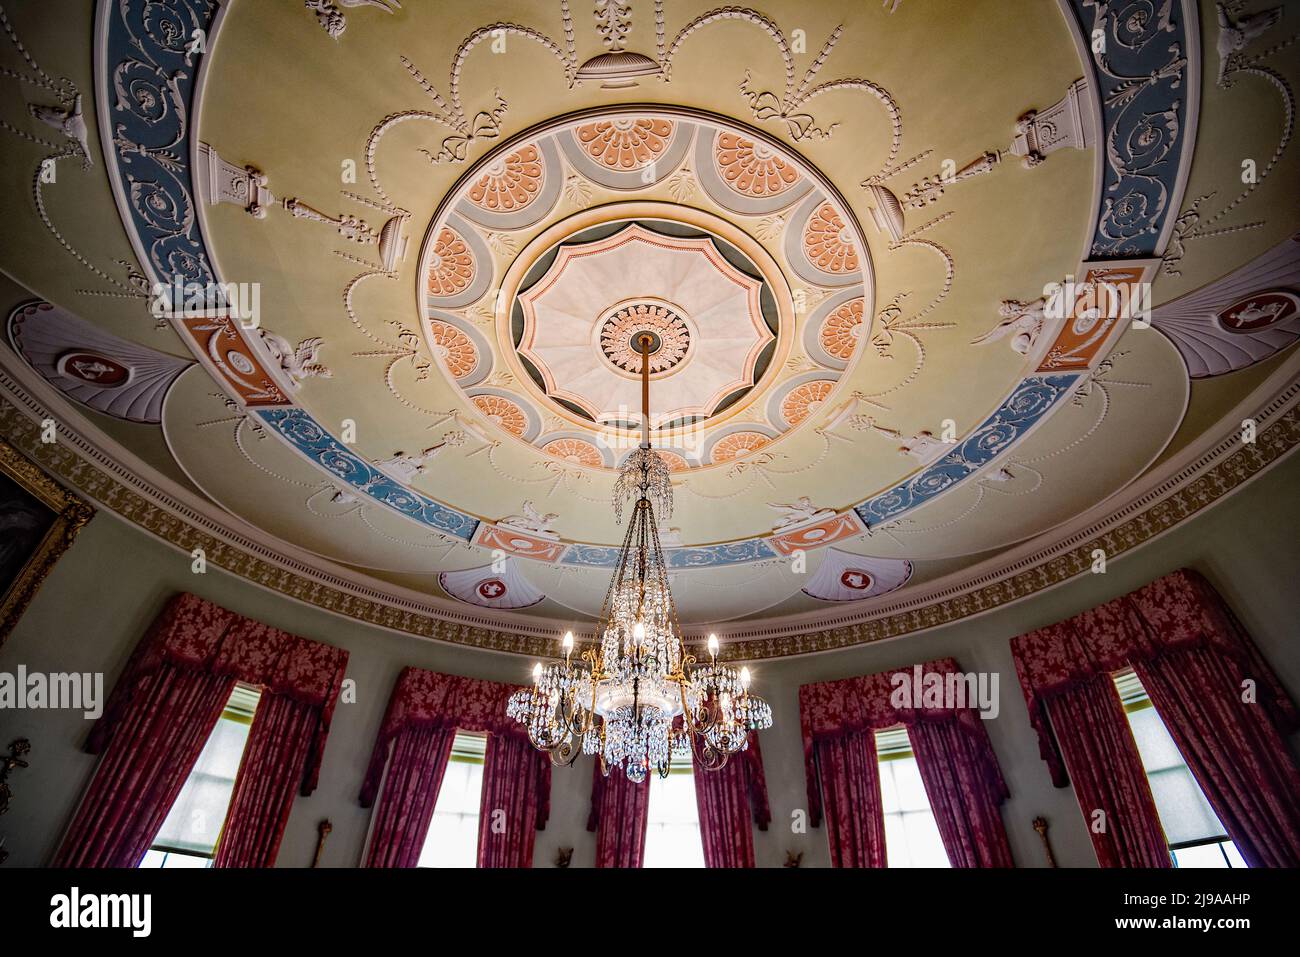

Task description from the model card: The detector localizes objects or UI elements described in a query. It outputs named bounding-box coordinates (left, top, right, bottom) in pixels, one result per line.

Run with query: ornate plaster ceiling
left=0, top=0, right=1297, bottom=657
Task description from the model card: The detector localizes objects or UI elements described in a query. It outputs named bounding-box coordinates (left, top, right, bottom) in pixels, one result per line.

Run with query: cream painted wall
left=2, top=451, right=1298, bottom=868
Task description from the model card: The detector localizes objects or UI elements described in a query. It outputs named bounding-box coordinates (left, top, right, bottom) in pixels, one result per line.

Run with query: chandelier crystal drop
left=507, top=333, right=772, bottom=782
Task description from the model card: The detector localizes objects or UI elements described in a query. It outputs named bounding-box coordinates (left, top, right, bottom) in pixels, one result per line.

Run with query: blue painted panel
left=104, top=0, right=222, bottom=301
left=257, top=409, right=480, bottom=541
left=1067, top=0, right=1192, bottom=256
left=855, top=374, right=1080, bottom=528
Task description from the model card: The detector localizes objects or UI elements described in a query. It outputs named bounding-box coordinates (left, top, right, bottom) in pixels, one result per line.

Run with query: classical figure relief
left=768, top=497, right=835, bottom=531
left=257, top=331, right=333, bottom=386
left=499, top=501, right=560, bottom=538
left=971, top=298, right=1049, bottom=356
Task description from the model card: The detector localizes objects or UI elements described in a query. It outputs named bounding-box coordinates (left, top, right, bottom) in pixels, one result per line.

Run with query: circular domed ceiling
left=3, top=0, right=1297, bottom=657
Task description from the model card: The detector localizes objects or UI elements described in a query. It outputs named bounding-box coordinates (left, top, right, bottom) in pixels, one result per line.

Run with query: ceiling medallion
left=599, top=302, right=691, bottom=375
left=515, top=221, right=773, bottom=427
left=509, top=335, right=772, bottom=781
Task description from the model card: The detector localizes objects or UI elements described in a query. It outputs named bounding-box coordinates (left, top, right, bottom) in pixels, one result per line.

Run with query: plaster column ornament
left=1009, top=79, right=1094, bottom=168
left=196, top=144, right=274, bottom=218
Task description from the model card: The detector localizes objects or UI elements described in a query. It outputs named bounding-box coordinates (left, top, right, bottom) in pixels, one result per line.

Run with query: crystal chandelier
left=507, top=333, right=772, bottom=782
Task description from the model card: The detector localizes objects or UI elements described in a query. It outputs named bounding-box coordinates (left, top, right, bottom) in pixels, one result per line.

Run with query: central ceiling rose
left=420, top=109, right=874, bottom=472
left=599, top=302, right=691, bottom=375
left=516, top=221, right=775, bottom=426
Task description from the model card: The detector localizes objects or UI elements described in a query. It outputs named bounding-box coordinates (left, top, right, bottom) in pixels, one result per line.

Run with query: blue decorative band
left=103, top=0, right=222, bottom=294
left=1067, top=0, right=1191, bottom=257
left=855, top=374, right=1081, bottom=529
left=257, top=409, right=480, bottom=542
left=561, top=538, right=778, bottom=569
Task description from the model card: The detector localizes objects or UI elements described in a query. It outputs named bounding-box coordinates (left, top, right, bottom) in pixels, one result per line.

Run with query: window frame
left=873, top=724, right=951, bottom=869
left=140, top=682, right=262, bottom=868
left=1111, top=668, right=1243, bottom=868
left=416, top=729, right=488, bottom=869
left=642, top=751, right=706, bottom=869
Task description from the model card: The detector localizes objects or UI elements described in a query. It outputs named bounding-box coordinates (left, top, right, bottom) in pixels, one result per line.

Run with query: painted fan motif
left=439, top=557, right=546, bottom=609
left=801, top=548, right=912, bottom=602
left=1152, top=237, right=1300, bottom=378
left=8, top=300, right=192, bottom=423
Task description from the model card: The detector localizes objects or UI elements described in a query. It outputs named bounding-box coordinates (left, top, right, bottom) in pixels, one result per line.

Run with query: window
left=140, top=683, right=261, bottom=868
left=876, top=726, right=950, bottom=868
left=1113, top=670, right=1246, bottom=868
left=417, top=731, right=486, bottom=868
left=643, top=754, right=704, bottom=868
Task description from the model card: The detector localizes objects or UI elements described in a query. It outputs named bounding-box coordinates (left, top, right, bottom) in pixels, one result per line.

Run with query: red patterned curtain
left=799, top=657, right=1013, bottom=868
left=54, top=594, right=348, bottom=868
left=813, top=734, right=887, bottom=867
left=362, top=723, right=456, bottom=868
left=1046, top=674, right=1171, bottom=867
left=692, top=733, right=771, bottom=868
left=1011, top=568, right=1300, bottom=868
left=587, top=762, right=650, bottom=868
left=360, top=667, right=550, bottom=868
left=478, top=732, right=552, bottom=867
left=909, top=719, right=1014, bottom=867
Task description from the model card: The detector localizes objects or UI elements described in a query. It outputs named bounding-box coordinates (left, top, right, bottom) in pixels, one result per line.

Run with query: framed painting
left=0, top=437, right=95, bottom=647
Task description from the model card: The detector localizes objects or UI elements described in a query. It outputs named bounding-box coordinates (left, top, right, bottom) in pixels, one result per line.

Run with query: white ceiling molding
left=439, top=558, right=546, bottom=609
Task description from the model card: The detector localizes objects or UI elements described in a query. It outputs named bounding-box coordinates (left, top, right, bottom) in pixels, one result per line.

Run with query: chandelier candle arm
left=507, top=330, right=772, bottom=782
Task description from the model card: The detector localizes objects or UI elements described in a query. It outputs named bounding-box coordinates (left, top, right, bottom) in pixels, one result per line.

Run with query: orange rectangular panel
left=476, top=524, right=568, bottom=563
left=1037, top=265, right=1149, bottom=372
left=768, top=511, right=865, bottom=556
left=180, top=315, right=291, bottom=407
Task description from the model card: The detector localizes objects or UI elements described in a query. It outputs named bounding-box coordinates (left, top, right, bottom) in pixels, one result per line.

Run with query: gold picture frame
left=0, top=436, right=94, bottom=648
